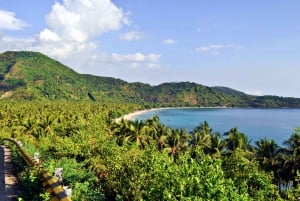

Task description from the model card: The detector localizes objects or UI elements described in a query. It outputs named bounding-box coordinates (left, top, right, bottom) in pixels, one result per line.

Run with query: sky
left=0, top=0, right=300, bottom=97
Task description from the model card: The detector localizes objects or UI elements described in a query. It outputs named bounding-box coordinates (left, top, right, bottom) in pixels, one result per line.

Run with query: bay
left=135, top=108, right=300, bottom=145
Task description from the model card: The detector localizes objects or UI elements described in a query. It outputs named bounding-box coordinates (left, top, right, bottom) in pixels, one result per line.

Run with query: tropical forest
left=0, top=51, right=299, bottom=201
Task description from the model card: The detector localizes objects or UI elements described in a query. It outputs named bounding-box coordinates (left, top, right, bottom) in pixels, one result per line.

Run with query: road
left=0, top=145, right=18, bottom=201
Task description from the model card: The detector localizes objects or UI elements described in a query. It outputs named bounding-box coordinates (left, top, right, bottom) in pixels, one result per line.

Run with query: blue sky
left=0, top=0, right=300, bottom=97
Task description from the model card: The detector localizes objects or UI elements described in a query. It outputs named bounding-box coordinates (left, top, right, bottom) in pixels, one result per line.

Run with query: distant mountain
left=1, top=51, right=300, bottom=108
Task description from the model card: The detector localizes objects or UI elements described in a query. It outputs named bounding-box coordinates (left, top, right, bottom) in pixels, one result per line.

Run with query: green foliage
left=17, top=168, right=45, bottom=201
left=222, top=150, right=282, bottom=200
left=100, top=146, right=240, bottom=201
left=0, top=78, right=26, bottom=90
left=1, top=51, right=300, bottom=107
left=0, top=101, right=299, bottom=200
left=0, top=42, right=298, bottom=199
left=285, top=171, right=300, bottom=200
left=43, top=157, right=102, bottom=201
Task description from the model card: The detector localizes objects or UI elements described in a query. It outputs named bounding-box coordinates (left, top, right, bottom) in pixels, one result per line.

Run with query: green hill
left=0, top=51, right=300, bottom=107
left=211, top=86, right=247, bottom=97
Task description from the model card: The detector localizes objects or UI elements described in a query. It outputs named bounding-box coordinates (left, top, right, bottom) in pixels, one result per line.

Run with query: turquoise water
left=135, top=108, right=300, bottom=145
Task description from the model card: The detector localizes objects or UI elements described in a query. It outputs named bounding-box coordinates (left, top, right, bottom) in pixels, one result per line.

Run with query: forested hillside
left=1, top=51, right=300, bottom=108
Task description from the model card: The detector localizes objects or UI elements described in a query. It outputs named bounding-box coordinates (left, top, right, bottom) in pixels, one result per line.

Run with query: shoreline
left=115, top=106, right=228, bottom=122
left=115, top=108, right=162, bottom=122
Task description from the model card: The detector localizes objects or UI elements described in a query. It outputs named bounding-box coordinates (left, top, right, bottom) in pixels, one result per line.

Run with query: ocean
left=135, top=108, right=300, bottom=145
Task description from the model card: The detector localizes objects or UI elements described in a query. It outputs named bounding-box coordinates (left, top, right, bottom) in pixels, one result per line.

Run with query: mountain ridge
left=1, top=51, right=300, bottom=108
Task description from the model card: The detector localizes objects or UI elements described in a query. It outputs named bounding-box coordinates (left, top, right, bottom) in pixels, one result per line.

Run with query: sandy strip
left=114, top=108, right=167, bottom=122
left=115, top=106, right=228, bottom=122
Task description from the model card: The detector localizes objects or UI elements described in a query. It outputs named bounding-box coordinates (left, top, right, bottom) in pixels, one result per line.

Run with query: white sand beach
left=115, top=108, right=163, bottom=122
left=114, top=106, right=229, bottom=122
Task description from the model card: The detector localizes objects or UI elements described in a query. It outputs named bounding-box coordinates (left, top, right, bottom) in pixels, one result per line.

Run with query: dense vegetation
left=1, top=51, right=300, bottom=107
left=0, top=101, right=299, bottom=200
left=0, top=51, right=299, bottom=200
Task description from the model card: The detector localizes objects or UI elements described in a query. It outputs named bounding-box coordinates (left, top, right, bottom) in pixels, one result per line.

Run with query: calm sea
left=135, top=108, right=300, bottom=145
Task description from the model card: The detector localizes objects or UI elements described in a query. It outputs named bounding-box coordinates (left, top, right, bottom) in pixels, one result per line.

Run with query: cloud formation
left=0, top=10, right=27, bottom=30
left=195, top=44, right=242, bottom=55
left=163, top=39, right=176, bottom=45
left=119, top=31, right=144, bottom=41
left=45, top=0, right=129, bottom=43
left=109, top=53, right=161, bottom=69
left=0, top=0, right=161, bottom=75
left=111, top=53, right=160, bottom=62
left=244, top=89, right=263, bottom=96
left=33, top=0, right=129, bottom=58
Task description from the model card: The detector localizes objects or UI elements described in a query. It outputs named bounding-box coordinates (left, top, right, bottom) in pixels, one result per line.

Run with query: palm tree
left=255, top=138, right=281, bottom=170
left=224, top=127, right=253, bottom=154
left=167, top=128, right=191, bottom=157
left=125, top=119, right=151, bottom=148
left=208, top=132, right=226, bottom=158
left=145, top=116, right=170, bottom=151
left=111, top=118, right=132, bottom=145
left=255, top=138, right=281, bottom=186
left=144, top=116, right=161, bottom=139
left=281, top=132, right=300, bottom=187
left=190, top=121, right=212, bottom=153
left=193, top=121, right=213, bottom=134
left=112, top=119, right=151, bottom=148
left=38, top=114, right=56, bottom=135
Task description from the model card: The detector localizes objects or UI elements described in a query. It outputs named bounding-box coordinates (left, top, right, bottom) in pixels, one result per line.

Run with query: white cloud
left=147, top=53, right=161, bottom=62
left=88, top=52, right=161, bottom=70
left=245, top=89, right=263, bottom=96
left=0, top=35, right=34, bottom=51
left=0, top=1, right=162, bottom=73
left=29, top=0, right=130, bottom=59
left=163, top=39, right=176, bottom=45
left=196, top=44, right=242, bottom=54
left=0, top=10, right=28, bottom=30
left=45, top=0, right=129, bottom=43
left=111, top=53, right=161, bottom=63
left=112, top=53, right=144, bottom=62
left=120, top=31, right=144, bottom=41
left=38, top=29, right=61, bottom=42
left=196, top=44, right=223, bottom=52
left=147, top=63, right=160, bottom=69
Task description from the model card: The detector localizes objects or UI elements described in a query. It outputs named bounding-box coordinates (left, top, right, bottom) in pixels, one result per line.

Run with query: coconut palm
left=111, top=118, right=132, bottom=145
left=112, top=119, right=151, bottom=148
left=144, top=116, right=162, bottom=139
left=125, top=119, right=151, bottom=148
left=192, top=121, right=213, bottom=135
left=208, top=132, right=226, bottom=158
left=167, top=128, right=191, bottom=157
left=281, top=132, right=300, bottom=187
left=38, top=114, right=56, bottom=135
left=145, top=116, right=171, bottom=151
left=255, top=138, right=282, bottom=186
left=190, top=121, right=212, bottom=153
left=255, top=138, right=281, bottom=171
left=224, top=127, right=253, bottom=154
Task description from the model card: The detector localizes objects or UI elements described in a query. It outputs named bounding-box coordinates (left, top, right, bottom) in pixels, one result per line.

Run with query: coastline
left=115, top=106, right=228, bottom=122
left=115, top=108, right=163, bottom=122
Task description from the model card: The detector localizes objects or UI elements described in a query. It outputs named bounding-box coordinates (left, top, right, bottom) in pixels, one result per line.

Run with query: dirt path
left=0, top=145, right=18, bottom=201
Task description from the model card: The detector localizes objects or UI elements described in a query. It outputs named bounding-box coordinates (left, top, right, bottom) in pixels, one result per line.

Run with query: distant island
left=1, top=51, right=300, bottom=108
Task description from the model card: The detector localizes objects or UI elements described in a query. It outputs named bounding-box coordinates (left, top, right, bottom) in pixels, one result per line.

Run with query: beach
left=114, top=106, right=228, bottom=122
left=115, top=108, right=163, bottom=122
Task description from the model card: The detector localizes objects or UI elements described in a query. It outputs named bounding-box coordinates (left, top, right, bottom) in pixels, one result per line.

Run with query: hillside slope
left=0, top=51, right=300, bottom=107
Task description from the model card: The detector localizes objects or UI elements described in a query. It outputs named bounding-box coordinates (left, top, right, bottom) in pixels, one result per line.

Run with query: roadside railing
left=2, top=138, right=72, bottom=201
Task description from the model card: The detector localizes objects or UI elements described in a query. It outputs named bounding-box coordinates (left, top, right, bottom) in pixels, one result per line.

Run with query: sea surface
left=135, top=108, right=300, bottom=145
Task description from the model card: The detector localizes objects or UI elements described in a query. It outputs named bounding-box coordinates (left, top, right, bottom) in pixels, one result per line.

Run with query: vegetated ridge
left=0, top=51, right=300, bottom=108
